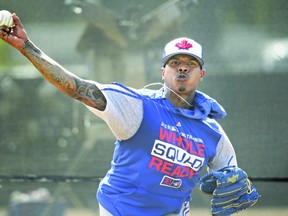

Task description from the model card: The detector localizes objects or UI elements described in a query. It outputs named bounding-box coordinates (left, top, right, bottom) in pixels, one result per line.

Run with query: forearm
left=20, top=40, right=106, bottom=110
left=20, top=40, right=76, bottom=94
left=0, top=13, right=106, bottom=109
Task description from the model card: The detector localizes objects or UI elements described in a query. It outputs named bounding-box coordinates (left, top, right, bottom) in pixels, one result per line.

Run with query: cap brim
left=162, top=53, right=204, bottom=67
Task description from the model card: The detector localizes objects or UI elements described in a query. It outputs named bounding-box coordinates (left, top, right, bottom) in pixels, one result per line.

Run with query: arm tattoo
left=75, top=79, right=107, bottom=111
left=22, top=40, right=107, bottom=111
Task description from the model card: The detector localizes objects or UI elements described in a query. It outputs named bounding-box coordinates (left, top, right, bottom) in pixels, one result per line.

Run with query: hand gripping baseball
left=198, top=166, right=260, bottom=216
left=0, top=12, right=29, bottom=50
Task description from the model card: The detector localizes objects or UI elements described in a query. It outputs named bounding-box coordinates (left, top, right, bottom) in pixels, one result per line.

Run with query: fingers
left=0, top=29, right=11, bottom=43
left=0, top=25, right=9, bottom=32
left=0, top=13, right=16, bottom=39
left=0, top=13, right=29, bottom=50
left=0, top=25, right=10, bottom=38
left=12, top=13, right=24, bottom=28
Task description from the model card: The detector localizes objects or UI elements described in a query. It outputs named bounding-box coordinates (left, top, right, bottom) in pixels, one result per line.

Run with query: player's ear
left=200, top=69, right=206, bottom=78
left=161, top=67, right=165, bottom=80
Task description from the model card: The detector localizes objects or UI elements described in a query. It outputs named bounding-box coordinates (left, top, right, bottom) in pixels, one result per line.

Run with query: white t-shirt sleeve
left=207, top=126, right=238, bottom=172
left=85, top=83, right=144, bottom=141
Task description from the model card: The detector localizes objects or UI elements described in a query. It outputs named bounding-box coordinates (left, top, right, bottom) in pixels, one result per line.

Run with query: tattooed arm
left=22, top=40, right=106, bottom=110
left=0, top=13, right=106, bottom=110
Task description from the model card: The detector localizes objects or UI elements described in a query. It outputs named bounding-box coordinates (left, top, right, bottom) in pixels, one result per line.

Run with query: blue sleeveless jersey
left=97, top=83, right=226, bottom=216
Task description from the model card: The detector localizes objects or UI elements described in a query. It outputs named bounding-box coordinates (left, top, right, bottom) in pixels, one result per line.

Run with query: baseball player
left=0, top=13, right=259, bottom=216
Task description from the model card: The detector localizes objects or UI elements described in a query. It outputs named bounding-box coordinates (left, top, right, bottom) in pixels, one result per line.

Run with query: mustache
left=176, top=73, right=188, bottom=78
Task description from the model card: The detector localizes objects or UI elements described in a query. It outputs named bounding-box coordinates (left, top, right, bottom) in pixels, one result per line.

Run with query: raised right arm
left=0, top=13, right=107, bottom=111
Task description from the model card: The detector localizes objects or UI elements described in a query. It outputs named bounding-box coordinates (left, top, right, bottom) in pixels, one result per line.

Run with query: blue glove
left=198, top=166, right=261, bottom=216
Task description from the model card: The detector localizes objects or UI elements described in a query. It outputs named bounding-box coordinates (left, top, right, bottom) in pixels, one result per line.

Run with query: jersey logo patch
left=160, top=175, right=182, bottom=188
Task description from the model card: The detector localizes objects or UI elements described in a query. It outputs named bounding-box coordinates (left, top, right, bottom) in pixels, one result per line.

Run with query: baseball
left=0, top=10, right=14, bottom=28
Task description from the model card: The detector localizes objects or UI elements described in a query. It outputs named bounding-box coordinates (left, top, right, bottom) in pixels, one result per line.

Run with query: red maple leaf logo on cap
left=175, top=40, right=192, bottom=50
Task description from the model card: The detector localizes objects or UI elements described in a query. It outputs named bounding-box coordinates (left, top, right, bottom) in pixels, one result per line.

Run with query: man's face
left=161, top=54, right=206, bottom=95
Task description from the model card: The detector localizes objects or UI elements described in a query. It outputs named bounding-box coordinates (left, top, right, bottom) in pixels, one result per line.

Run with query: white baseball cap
left=162, top=37, right=204, bottom=67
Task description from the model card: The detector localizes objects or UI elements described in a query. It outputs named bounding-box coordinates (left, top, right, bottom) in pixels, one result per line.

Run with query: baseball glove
left=198, top=166, right=260, bottom=216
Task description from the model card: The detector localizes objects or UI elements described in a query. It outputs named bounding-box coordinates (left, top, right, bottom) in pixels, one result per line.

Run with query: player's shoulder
left=203, top=117, right=222, bottom=134
left=99, top=82, right=141, bottom=96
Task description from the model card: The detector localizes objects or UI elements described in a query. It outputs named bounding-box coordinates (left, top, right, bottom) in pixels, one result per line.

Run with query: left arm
left=208, top=126, right=237, bottom=172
